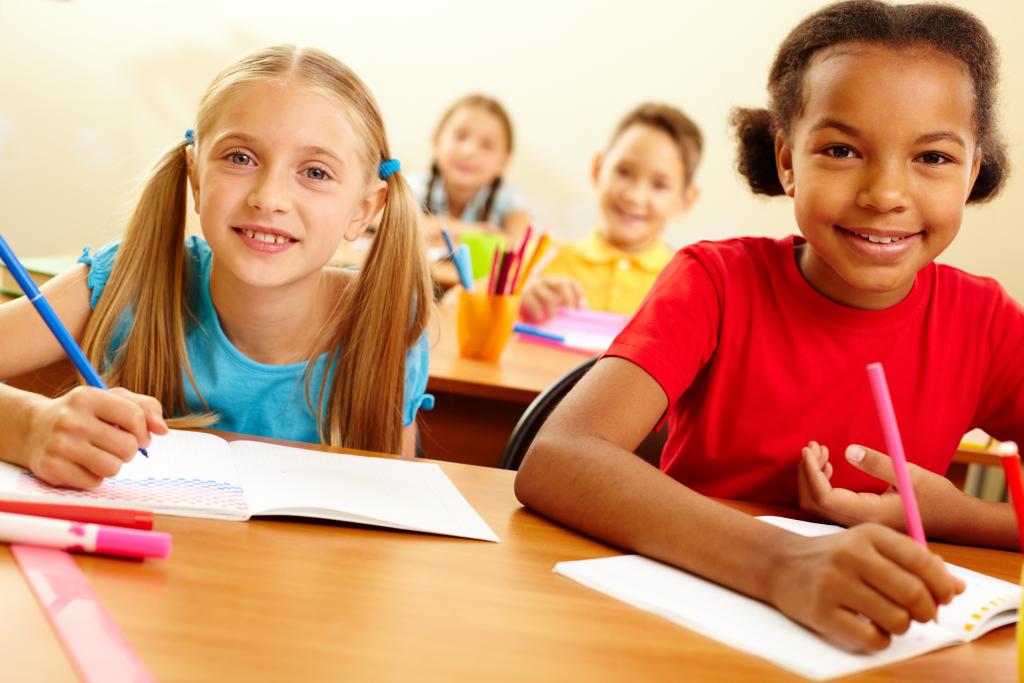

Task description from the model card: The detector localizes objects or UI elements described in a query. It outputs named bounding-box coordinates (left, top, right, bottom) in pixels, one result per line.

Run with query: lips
left=835, top=226, right=922, bottom=262
left=232, top=225, right=298, bottom=253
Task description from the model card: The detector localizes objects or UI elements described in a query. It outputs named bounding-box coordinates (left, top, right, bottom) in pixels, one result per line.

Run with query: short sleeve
left=491, top=183, right=528, bottom=226
left=604, top=246, right=723, bottom=407
left=972, top=284, right=1024, bottom=445
left=402, top=330, right=435, bottom=426
left=77, top=241, right=121, bottom=309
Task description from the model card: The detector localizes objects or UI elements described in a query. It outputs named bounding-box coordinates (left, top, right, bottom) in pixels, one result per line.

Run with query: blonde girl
left=0, top=46, right=432, bottom=489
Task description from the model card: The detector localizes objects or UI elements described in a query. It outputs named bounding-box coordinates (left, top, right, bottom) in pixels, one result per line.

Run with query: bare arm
left=0, top=264, right=167, bottom=486
left=401, top=423, right=417, bottom=459
left=516, top=357, right=964, bottom=652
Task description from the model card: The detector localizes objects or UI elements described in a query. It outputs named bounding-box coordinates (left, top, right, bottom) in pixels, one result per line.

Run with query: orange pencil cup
left=456, top=290, right=520, bottom=361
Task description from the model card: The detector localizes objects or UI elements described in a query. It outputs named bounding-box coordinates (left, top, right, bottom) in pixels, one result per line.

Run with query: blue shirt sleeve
left=76, top=241, right=121, bottom=310
left=402, top=330, right=434, bottom=427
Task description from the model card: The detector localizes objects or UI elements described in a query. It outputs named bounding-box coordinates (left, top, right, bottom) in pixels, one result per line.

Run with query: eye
left=615, top=166, right=631, bottom=178
left=227, top=151, right=253, bottom=166
left=918, top=152, right=951, bottom=165
left=304, top=166, right=331, bottom=181
left=823, top=145, right=857, bottom=159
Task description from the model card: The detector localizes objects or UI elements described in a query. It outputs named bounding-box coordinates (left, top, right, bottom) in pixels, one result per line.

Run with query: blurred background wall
left=1, top=0, right=1021, bottom=294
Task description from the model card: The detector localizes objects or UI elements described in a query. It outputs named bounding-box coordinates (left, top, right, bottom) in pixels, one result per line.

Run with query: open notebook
left=555, top=516, right=1019, bottom=680
left=0, top=430, right=498, bottom=542
left=514, top=307, right=628, bottom=355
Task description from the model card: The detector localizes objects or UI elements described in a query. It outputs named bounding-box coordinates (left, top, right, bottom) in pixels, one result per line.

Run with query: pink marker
left=0, top=511, right=170, bottom=559
left=866, top=362, right=926, bottom=546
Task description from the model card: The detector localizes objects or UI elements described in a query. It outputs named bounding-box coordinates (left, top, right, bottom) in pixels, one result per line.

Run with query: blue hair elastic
left=378, top=158, right=401, bottom=180
left=184, top=128, right=195, bottom=146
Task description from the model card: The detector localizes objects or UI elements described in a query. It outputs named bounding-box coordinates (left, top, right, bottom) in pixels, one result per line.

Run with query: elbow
left=513, top=432, right=561, bottom=512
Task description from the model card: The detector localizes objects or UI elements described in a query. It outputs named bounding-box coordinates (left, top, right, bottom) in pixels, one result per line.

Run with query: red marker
left=997, top=441, right=1024, bottom=551
left=0, top=500, right=153, bottom=530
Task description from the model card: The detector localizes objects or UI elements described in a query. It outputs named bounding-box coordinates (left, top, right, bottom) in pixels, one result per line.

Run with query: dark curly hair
left=732, top=0, right=1008, bottom=203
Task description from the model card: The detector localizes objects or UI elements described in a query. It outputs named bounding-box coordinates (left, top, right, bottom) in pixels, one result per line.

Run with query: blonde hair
left=78, top=45, right=431, bottom=454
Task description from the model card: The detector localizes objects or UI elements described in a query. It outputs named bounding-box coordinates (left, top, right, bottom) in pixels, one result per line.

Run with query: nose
left=247, top=166, right=293, bottom=214
left=856, top=159, right=909, bottom=213
left=621, top=179, right=647, bottom=206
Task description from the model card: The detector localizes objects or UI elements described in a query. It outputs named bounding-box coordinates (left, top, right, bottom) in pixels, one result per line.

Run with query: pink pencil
left=866, top=362, right=926, bottom=546
left=486, top=247, right=501, bottom=294
left=507, top=225, right=533, bottom=294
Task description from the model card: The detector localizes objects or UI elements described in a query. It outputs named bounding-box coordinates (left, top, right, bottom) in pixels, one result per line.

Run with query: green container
left=461, top=231, right=506, bottom=281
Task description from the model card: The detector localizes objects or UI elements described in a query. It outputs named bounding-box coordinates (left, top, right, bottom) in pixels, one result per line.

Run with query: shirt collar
left=571, top=231, right=673, bottom=272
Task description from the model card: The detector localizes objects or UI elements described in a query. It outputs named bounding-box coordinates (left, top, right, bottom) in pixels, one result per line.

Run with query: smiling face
left=776, top=43, right=981, bottom=309
left=593, top=123, right=696, bottom=253
left=188, top=79, right=384, bottom=290
left=433, top=105, right=510, bottom=194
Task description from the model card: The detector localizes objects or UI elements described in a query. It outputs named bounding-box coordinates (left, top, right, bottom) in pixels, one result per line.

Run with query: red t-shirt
left=606, top=236, right=1024, bottom=506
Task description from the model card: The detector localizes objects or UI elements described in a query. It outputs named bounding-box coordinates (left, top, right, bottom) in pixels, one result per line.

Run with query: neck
left=443, top=179, right=481, bottom=219
left=598, top=227, right=660, bottom=255
left=209, top=262, right=331, bottom=365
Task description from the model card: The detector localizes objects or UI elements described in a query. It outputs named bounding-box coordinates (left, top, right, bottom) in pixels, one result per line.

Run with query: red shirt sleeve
left=973, top=282, right=1024, bottom=444
left=604, top=245, right=722, bottom=406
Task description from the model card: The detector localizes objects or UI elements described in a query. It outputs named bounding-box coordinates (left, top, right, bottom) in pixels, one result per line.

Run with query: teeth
left=855, top=232, right=904, bottom=244
left=241, top=229, right=290, bottom=244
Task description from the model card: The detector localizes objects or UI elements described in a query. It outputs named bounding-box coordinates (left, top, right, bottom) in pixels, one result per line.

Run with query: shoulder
left=931, top=262, right=1024, bottom=319
left=404, top=171, right=429, bottom=200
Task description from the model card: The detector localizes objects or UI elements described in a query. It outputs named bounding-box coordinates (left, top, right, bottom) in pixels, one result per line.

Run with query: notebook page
left=0, top=430, right=248, bottom=519
left=554, top=554, right=957, bottom=681
left=229, top=440, right=499, bottom=542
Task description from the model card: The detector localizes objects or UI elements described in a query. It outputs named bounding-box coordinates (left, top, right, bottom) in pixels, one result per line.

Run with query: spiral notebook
left=0, top=430, right=498, bottom=542
left=555, top=516, right=1019, bottom=680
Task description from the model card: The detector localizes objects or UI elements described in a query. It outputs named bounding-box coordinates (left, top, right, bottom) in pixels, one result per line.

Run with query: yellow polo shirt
left=542, top=232, right=674, bottom=316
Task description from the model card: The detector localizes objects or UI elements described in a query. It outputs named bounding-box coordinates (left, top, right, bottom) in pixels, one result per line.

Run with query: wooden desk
left=423, top=305, right=589, bottom=466
left=2, top=437, right=1017, bottom=682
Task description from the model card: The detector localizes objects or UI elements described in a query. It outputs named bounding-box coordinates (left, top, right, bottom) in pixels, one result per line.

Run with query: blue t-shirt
left=78, top=237, right=433, bottom=444
left=406, top=171, right=527, bottom=228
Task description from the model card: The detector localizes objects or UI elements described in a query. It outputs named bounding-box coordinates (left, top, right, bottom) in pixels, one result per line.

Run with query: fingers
left=101, top=388, right=165, bottom=449
left=521, top=277, right=581, bottom=322
left=33, top=453, right=105, bottom=489
left=845, top=444, right=897, bottom=486
left=825, top=609, right=892, bottom=653
left=872, top=527, right=963, bottom=608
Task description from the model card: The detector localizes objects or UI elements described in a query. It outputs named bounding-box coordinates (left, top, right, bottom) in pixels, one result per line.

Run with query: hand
left=769, top=523, right=964, bottom=652
left=797, top=441, right=959, bottom=531
left=520, top=275, right=585, bottom=323
left=24, top=386, right=168, bottom=488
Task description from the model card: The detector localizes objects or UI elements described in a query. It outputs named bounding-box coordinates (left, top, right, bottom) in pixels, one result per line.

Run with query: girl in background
left=0, top=45, right=433, bottom=488
left=409, top=94, right=531, bottom=243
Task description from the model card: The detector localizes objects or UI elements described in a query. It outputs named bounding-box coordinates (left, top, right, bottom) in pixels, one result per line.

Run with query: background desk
left=1, top=435, right=1017, bottom=682
left=423, top=305, right=589, bottom=466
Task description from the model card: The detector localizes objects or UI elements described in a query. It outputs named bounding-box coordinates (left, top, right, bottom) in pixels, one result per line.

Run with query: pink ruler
left=12, top=545, right=156, bottom=683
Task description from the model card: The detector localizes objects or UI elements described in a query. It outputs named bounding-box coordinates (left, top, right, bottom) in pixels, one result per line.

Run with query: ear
left=775, top=131, right=796, bottom=197
left=344, top=178, right=388, bottom=241
left=186, top=145, right=200, bottom=213
left=677, top=184, right=701, bottom=216
left=591, top=152, right=604, bottom=187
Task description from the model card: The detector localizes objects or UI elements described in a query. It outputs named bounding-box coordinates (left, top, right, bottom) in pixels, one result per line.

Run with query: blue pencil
left=513, top=323, right=566, bottom=343
left=0, top=233, right=149, bottom=457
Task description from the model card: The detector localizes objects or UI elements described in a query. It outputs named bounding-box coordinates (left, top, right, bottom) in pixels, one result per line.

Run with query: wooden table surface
left=2, top=436, right=1019, bottom=683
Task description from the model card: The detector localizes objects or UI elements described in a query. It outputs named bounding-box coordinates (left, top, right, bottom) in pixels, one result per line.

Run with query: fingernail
left=846, top=445, right=865, bottom=463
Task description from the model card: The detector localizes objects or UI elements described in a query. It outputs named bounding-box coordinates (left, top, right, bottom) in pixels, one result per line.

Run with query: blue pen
left=513, top=323, right=566, bottom=343
left=441, top=229, right=457, bottom=258
left=0, top=234, right=149, bottom=457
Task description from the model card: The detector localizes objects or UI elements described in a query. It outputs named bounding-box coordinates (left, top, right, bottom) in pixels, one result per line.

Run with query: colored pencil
left=997, top=441, right=1024, bottom=551
left=507, top=226, right=533, bottom=295
left=865, top=362, right=926, bottom=546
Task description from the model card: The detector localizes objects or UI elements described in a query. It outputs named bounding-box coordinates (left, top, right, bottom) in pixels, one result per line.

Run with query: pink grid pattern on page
left=15, top=473, right=249, bottom=514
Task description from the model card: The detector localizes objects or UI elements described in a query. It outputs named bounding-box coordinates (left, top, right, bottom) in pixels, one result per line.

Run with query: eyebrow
left=212, top=132, right=348, bottom=167
left=809, top=118, right=966, bottom=148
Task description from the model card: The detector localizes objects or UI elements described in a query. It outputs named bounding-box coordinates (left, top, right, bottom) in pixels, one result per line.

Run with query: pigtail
left=481, top=176, right=503, bottom=225
left=423, top=162, right=439, bottom=214
left=969, top=138, right=1009, bottom=203
left=316, top=170, right=431, bottom=453
left=730, top=107, right=785, bottom=197
left=77, top=141, right=213, bottom=427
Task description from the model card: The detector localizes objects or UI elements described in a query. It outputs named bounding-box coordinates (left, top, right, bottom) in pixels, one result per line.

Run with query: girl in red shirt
left=516, top=0, right=1017, bottom=654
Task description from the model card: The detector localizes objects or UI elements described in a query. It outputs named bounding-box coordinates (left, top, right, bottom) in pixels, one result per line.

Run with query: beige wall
left=2, top=0, right=1022, bottom=296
